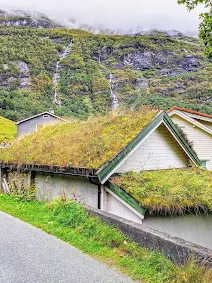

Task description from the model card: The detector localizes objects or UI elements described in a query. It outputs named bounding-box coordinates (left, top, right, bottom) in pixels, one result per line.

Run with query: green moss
left=0, top=108, right=158, bottom=168
left=112, top=168, right=212, bottom=214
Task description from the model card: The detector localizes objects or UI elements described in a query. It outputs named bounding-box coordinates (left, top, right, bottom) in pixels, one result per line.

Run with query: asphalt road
left=0, top=212, right=134, bottom=283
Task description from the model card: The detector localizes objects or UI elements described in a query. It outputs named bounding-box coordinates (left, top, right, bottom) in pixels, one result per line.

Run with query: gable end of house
left=97, top=111, right=201, bottom=184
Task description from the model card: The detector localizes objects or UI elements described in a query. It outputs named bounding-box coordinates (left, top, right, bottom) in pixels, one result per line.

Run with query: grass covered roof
left=0, top=116, right=16, bottom=143
left=0, top=108, right=159, bottom=169
left=111, top=168, right=212, bottom=214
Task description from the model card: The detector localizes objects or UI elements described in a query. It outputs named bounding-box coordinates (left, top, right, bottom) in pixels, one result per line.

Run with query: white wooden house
left=168, top=106, right=212, bottom=170
left=2, top=109, right=211, bottom=249
left=0, top=110, right=200, bottom=222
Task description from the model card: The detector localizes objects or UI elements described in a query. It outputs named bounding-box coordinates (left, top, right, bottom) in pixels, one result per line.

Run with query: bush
left=8, top=171, right=36, bottom=201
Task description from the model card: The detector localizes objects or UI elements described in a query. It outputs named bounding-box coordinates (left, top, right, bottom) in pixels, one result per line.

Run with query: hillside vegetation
left=0, top=108, right=158, bottom=168
left=0, top=116, right=16, bottom=142
left=0, top=13, right=212, bottom=121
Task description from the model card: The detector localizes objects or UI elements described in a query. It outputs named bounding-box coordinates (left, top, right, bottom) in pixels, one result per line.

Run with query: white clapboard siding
left=101, top=188, right=143, bottom=224
left=116, top=123, right=188, bottom=173
left=194, top=119, right=212, bottom=130
left=171, top=114, right=212, bottom=170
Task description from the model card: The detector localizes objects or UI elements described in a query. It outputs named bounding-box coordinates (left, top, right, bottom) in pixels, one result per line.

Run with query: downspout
left=97, top=184, right=101, bottom=210
left=89, top=177, right=101, bottom=210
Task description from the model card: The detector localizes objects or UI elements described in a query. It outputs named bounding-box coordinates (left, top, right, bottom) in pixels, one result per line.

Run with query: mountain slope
left=0, top=11, right=211, bottom=121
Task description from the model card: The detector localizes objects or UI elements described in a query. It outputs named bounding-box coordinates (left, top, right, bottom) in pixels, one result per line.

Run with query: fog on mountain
left=1, top=0, right=202, bottom=34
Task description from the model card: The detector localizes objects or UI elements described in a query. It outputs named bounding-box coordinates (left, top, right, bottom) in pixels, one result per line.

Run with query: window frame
left=201, top=160, right=209, bottom=169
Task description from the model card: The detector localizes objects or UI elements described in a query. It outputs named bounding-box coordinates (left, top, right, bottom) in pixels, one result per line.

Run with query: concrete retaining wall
left=87, top=207, right=212, bottom=266
left=144, top=213, right=212, bottom=250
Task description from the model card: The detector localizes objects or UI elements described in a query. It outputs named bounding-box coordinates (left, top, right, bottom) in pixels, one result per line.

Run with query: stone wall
left=87, top=207, right=212, bottom=266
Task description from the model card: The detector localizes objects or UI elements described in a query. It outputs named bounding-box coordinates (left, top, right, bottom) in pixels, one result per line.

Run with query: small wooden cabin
left=16, top=109, right=69, bottom=136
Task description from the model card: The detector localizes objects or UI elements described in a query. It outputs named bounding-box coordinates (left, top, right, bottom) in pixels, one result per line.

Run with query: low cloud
left=1, top=0, right=204, bottom=34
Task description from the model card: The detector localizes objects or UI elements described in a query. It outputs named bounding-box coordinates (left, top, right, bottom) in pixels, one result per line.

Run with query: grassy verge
left=0, top=194, right=211, bottom=283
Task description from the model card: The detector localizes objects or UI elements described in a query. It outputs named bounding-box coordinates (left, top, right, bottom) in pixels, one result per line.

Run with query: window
left=43, top=114, right=50, bottom=118
left=201, top=160, right=208, bottom=169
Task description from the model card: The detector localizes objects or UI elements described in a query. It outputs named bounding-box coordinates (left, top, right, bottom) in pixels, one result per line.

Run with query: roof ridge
left=16, top=112, right=70, bottom=125
left=167, top=106, right=212, bottom=119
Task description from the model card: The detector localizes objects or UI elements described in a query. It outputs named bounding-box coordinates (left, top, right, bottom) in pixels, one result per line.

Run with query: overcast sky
left=1, top=0, right=204, bottom=34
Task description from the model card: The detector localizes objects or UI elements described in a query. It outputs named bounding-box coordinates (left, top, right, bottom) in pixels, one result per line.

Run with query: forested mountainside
left=0, top=11, right=212, bottom=121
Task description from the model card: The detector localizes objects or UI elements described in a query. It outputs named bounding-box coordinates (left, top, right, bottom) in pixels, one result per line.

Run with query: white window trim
left=201, top=160, right=209, bottom=169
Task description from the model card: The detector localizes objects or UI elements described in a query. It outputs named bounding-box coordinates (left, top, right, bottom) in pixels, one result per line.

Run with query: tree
left=178, top=0, right=212, bottom=57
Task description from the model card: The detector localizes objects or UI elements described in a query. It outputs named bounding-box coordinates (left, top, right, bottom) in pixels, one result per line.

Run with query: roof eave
left=163, top=112, right=201, bottom=166
left=0, top=162, right=98, bottom=178
left=168, top=110, right=212, bottom=135
left=105, top=180, right=146, bottom=216
left=16, top=112, right=70, bottom=125
left=168, top=106, right=212, bottom=120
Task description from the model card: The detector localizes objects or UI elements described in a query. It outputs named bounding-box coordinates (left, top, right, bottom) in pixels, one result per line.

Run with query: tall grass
left=0, top=195, right=211, bottom=283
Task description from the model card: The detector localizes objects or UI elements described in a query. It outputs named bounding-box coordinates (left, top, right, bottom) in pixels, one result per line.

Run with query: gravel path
left=0, top=211, right=134, bottom=283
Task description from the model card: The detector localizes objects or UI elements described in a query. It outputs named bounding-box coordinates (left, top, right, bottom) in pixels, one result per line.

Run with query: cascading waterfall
left=109, top=73, right=119, bottom=110
left=53, top=39, right=73, bottom=107
left=98, top=51, right=119, bottom=110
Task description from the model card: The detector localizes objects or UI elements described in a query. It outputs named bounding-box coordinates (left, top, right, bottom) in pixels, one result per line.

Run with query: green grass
left=112, top=168, right=212, bottom=214
left=0, top=108, right=158, bottom=168
left=0, top=116, right=17, bottom=142
left=0, top=194, right=211, bottom=283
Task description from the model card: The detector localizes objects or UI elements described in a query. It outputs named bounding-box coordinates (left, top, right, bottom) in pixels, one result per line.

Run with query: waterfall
left=53, top=40, right=73, bottom=107
left=98, top=50, right=119, bottom=110
left=109, top=73, right=119, bottom=110
left=98, top=51, right=101, bottom=64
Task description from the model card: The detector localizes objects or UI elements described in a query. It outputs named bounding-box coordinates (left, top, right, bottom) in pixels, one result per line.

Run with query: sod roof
left=111, top=168, right=212, bottom=214
left=0, top=108, right=159, bottom=169
left=0, top=116, right=17, bottom=143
